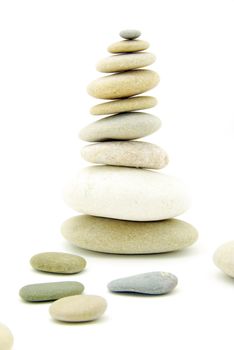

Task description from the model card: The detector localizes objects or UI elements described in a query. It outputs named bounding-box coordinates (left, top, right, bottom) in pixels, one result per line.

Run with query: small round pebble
left=0, top=323, right=14, bottom=350
left=213, top=241, right=234, bottom=277
left=49, top=295, right=107, bottom=323
left=90, top=96, right=157, bottom=115
left=120, top=29, right=141, bottom=40
left=30, top=252, right=86, bottom=274
left=19, top=281, right=84, bottom=302
left=108, top=272, right=178, bottom=295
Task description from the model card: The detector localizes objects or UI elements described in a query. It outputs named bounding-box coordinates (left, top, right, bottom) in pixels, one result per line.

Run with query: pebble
left=87, top=69, right=159, bottom=99
left=108, top=40, right=149, bottom=53
left=119, top=29, right=141, bottom=40
left=0, top=323, right=13, bottom=350
left=61, top=215, right=198, bottom=254
left=79, top=112, right=161, bottom=142
left=213, top=241, right=234, bottom=277
left=90, top=96, right=157, bottom=115
left=49, top=295, right=107, bottom=323
left=19, top=281, right=84, bottom=302
left=96, top=52, right=155, bottom=73
left=81, top=141, right=169, bottom=169
left=30, top=252, right=86, bottom=274
left=108, top=272, right=178, bottom=295
left=63, top=166, right=190, bottom=221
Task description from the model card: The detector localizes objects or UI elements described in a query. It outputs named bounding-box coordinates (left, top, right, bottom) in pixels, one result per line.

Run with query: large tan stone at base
left=61, top=215, right=198, bottom=254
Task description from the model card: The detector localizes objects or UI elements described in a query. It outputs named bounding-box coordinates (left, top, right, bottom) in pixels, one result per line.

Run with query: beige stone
left=87, top=70, right=159, bottom=99
left=79, top=112, right=161, bottom=142
left=108, top=40, right=149, bottom=53
left=0, top=323, right=13, bottom=350
left=96, top=52, right=155, bottom=73
left=49, top=295, right=107, bottom=322
left=61, top=215, right=198, bottom=254
left=81, top=141, right=169, bottom=169
left=90, top=96, right=157, bottom=115
left=213, top=241, right=234, bottom=277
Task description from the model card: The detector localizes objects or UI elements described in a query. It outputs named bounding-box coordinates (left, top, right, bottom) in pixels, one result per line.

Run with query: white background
left=0, top=0, right=234, bottom=349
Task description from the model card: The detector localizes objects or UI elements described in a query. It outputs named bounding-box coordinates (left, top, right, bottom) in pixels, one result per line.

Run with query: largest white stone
left=63, top=166, right=190, bottom=221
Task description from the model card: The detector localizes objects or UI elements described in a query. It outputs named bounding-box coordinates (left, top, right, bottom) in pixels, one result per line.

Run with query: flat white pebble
left=63, top=166, right=190, bottom=221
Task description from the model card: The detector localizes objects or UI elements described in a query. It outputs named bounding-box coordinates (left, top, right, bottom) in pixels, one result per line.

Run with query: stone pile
left=62, top=29, right=198, bottom=254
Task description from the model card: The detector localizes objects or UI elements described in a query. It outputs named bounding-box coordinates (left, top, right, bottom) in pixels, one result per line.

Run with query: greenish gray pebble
left=108, top=272, right=178, bottom=295
left=30, top=252, right=86, bottom=274
left=19, top=281, right=84, bottom=302
left=120, top=29, right=141, bottom=40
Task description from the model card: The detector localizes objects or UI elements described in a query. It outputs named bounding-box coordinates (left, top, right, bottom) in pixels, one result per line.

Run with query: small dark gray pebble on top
left=119, top=29, right=141, bottom=40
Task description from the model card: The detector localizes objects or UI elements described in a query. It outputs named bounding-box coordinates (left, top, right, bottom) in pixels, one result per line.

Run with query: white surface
left=0, top=0, right=234, bottom=349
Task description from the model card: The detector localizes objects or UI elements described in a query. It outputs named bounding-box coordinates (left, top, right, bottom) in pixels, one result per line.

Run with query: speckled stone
left=49, top=295, right=107, bottom=323
left=63, top=166, right=190, bottom=221
left=213, top=241, right=234, bottom=277
left=30, top=252, right=86, bottom=274
left=96, top=52, right=155, bottom=73
left=88, top=69, right=159, bottom=100
left=120, top=29, right=141, bottom=40
left=108, top=40, right=149, bottom=53
left=81, top=141, right=169, bottom=169
left=87, top=70, right=159, bottom=99
left=19, top=281, right=84, bottom=302
left=108, top=272, right=178, bottom=295
left=61, top=215, right=198, bottom=254
left=0, top=323, right=13, bottom=350
left=90, top=96, right=157, bottom=115
left=79, top=112, right=161, bottom=142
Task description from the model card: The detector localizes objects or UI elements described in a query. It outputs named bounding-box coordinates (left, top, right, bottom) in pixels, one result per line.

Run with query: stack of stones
left=62, top=29, right=198, bottom=254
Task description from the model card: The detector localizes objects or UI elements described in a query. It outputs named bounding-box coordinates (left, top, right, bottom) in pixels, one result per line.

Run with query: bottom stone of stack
left=61, top=215, right=198, bottom=254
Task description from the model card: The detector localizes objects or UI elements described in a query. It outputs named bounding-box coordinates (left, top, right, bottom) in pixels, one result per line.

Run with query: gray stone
left=120, top=29, right=141, bottom=40
left=79, top=112, right=161, bottom=142
left=108, top=272, right=178, bottom=295
left=19, top=281, right=84, bottom=302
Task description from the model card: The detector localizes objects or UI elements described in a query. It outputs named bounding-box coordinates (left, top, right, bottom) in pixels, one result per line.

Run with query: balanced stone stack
left=62, top=30, right=198, bottom=254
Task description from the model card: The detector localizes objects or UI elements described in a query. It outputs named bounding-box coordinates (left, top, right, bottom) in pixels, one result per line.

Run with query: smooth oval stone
left=108, top=40, right=149, bottom=53
left=49, top=295, right=107, bottom=323
left=96, top=52, right=155, bottom=73
left=213, top=241, right=234, bottom=277
left=79, top=112, right=161, bottom=142
left=61, top=215, right=198, bottom=254
left=87, top=70, right=159, bottom=99
left=0, top=323, right=13, bottom=350
left=120, top=29, right=141, bottom=40
left=63, top=166, right=190, bottom=221
left=90, top=96, right=157, bottom=115
left=108, top=272, right=178, bottom=294
left=19, top=281, right=84, bottom=302
left=81, top=141, right=169, bottom=169
left=30, top=252, right=86, bottom=274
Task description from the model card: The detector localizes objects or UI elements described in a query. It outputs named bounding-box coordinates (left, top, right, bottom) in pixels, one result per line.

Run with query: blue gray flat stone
left=108, top=272, right=178, bottom=295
